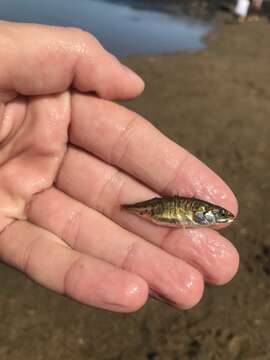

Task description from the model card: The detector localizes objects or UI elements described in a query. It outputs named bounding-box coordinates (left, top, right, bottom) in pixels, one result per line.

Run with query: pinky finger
left=0, top=221, right=148, bottom=313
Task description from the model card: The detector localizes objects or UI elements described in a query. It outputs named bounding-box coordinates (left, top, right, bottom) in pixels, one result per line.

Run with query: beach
left=0, top=15, right=270, bottom=360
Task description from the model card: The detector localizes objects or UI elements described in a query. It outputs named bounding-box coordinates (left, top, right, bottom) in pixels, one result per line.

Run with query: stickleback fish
left=122, top=196, right=235, bottom=228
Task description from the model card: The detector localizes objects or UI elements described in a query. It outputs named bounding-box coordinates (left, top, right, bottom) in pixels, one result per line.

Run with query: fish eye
left=220, top=209, right=227, bottom=217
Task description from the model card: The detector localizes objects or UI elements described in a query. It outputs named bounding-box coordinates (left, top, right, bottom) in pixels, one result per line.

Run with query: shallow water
left=0, top=0, right=211, bottom=57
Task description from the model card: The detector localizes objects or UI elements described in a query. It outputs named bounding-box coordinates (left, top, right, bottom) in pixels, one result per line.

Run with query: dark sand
left=1, top=17, right=270, bottom=360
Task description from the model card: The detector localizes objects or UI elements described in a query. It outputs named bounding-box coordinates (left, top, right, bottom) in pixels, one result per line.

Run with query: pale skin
left=0, top=21, right=239, bottom=313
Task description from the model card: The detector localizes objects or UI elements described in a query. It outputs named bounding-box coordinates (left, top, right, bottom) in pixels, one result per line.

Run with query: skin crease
left=0, top=21, right=239, bottom=313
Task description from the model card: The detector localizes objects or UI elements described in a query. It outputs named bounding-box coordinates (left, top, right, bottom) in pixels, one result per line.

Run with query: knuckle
left=120, top=240, right=140, bottom=270
left=67, top=27, right=101, bottom=52
left=63, top=256, right=82, bottom=297
left=61, top=206, right=83, bottom=249
left=95, top=168, right=125, bottom=219
left=0, top=222, right=13, bottom=261
left=110, top=113, right=141, bottom=166
left=21, top=237, right=39, bottom=274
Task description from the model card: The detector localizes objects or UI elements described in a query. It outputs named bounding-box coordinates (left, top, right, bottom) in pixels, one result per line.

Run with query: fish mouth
left=216, top=216, right=235, bottom=224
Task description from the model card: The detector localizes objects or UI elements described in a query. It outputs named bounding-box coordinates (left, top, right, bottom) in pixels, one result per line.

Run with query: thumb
left=0, top=21, right=145, bottom=102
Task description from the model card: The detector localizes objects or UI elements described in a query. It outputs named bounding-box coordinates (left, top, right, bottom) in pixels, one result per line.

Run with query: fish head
left=193, top=205, right=235, bottom=226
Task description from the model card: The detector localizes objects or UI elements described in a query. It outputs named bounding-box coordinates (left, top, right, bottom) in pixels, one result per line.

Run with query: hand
left=0, top=21, right=239, bottom=312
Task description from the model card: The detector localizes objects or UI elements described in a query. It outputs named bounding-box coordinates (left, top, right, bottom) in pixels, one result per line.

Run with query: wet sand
left=1, top=16, right=270, bottom=360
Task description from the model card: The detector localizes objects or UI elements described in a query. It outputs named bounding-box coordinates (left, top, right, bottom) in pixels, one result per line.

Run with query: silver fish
left=122, top=196, right=235, bottom=228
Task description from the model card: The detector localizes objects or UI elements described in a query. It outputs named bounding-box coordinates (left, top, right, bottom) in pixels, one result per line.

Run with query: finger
left=0, top=220, right=148, bottom=312
left=0, top=21, right=144, bottom=101
left=27, top=188, right=204, bottom=309
left=56, top=146, right=239, bottom=285
left=69, top=94, right=238, bottom=214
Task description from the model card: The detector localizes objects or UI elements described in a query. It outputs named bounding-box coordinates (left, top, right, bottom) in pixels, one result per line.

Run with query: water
left=0, top=0, right=211, bottom=57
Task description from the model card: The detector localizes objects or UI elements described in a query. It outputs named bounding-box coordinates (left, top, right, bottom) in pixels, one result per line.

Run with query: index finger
left=70, top=93, right=238, bottom=214
left=0, top=21, right=144, bottom=102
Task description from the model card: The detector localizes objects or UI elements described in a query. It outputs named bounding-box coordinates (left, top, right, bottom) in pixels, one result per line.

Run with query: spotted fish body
left=122, top=196, right=235, bottom=228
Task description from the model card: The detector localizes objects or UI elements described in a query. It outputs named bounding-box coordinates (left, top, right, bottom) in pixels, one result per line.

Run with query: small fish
left=122, top=196, right=235, bottom=228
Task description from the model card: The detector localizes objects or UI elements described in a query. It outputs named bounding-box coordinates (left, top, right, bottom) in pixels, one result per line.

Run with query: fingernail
left=149, top=289, right=178, bottom=308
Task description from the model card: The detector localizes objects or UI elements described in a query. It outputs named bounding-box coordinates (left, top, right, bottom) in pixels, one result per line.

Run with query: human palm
left=0, top=21, right=239, bottom=312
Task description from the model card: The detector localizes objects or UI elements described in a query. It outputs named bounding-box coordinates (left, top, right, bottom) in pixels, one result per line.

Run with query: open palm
left=0, top=21, right=239, bottom=312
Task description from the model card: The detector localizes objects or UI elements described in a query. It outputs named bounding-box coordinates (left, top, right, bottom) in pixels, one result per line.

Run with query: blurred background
left=0, top=1, right=270, bottom=359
